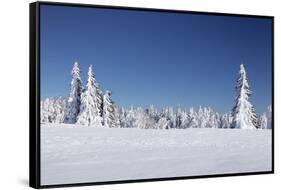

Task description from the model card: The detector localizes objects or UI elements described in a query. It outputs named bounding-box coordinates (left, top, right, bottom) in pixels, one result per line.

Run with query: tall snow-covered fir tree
left=230, top=64, right=258, bottom=129
left=103, top=91, right=117, bottom=128
left=64, top=62, right=83, bottom=123
left=77, top=65, right=103, bottom=126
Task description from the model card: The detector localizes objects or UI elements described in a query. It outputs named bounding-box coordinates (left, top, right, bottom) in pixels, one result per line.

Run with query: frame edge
left=29, top=1, right=41, bottom=189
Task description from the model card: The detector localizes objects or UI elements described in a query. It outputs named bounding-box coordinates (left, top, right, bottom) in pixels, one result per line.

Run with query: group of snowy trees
left=41, top=62, right=118, bottom=127
left=41, top=62, right=272, bottom=129
left=115, top=106, right=229, bottom=129
left=114, top=104, right=271, bottom=129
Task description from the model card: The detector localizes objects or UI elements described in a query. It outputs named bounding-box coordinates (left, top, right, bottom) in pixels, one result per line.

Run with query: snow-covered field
left=41, top=124, right=272, bottom=185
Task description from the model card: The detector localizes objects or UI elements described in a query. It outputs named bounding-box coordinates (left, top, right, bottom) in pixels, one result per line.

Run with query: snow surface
left=41, top=124, right=272, bottom=185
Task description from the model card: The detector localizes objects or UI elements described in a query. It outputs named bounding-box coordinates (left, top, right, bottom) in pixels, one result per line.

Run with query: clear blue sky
left=40, top=4, right=272, bottom=113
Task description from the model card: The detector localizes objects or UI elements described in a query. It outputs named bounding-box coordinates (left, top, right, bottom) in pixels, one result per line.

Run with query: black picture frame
left=29, top=1, right=274, bottom=189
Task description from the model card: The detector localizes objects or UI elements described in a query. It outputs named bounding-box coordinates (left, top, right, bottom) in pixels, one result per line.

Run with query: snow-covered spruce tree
left=230, top=64, right=258, bottom=129
left=77, top=65, right=103, bottom=126
left=64, top=62, right=83, bottom=123
left=103, top=90, right=117, bottom=128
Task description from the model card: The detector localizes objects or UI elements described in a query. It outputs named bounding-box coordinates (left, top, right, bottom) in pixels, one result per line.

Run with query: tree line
left=41, top=62, right=272, bottom=129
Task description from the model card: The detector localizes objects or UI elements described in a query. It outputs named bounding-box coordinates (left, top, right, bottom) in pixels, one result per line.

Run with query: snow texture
left=41, top=123, right=272, bottom=185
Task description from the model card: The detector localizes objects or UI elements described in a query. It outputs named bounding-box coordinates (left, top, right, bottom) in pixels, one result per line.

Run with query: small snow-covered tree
left=103, top=91, right=117, bottom=128
left=175, top=107, right=182, bottom=128
left=259, top=113, right=268, bottom=129
left=259, top=105, right=272, bottom=129
left=219, top=113, right=232, bottom=129
left=41, top=98, right=53, bottom=123
left=134, top=107, right=157, bottom=129
left=169, top=107, right=177, bottom=129
left=161, top=107, right=176, bottom=129
left=156, top=117, right=170, bottom=129
left=65, top=62, right=83, bottom=123
left=41, top=97, right=67, bottom=123
left=176, top=107, right=191, bottom=129
left=207, top=109, right=220, bottom=128
left=266, top=105, right=272, bottom=129
left=117, top=107, right=127, bottom=128
left=122, top=106, right=136, bottom=128
left=197, top=106, right=206, bottom=128
left=230, top=64, right=258, bottom=129
left=188, top=107, right=199, bottom=128
left=113, top=105, right=121, bottom=128
left=148, top=105, right=160, bottom=122
left=77, top=65, right=103, bottom=126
